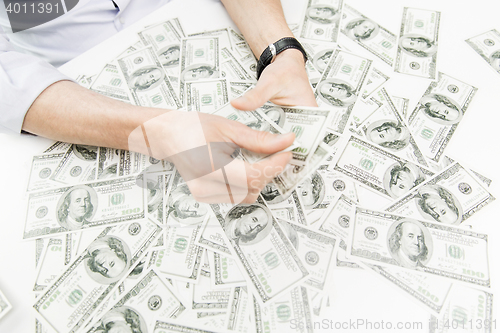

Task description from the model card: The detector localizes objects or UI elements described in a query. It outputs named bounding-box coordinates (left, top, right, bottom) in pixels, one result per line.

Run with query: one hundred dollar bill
left=137, top=20, right=183, bottom=77
left=50, top=144, right=98, bottom=185
left=34, top=220, right=161, bottom=333
left=407, top=72, right=478, bottom=163
left=192, top=268, right=231, bottom=312
left=179, top=37, right=221, bottom=103
left=340, top=4, right=397, bottom=66
left=279, top=107, right=331, bottom=165
left=210, top=196, right=309, bottom=303
left=385, top=162, right=495, bottom=225
left=430, top=285, right=494, bottom=333
left=186, top=79, right=229, bottom=112
left=253, top=286, right=314, bottom=333
left=395, top=7, right=440, bottom=79
left=356, top=88, right=429, bottom=167
left=280, top=220, right=337, bottom=292
left=297, top=169, right=357, bottom=225
left=349, top=208, right=490, bottom=287
left=209, top=251, right=246, bottom=289
left=196, top=213, right=232, bottom=255
left=33, top=234, right=79, bottom=292
left=189, top=28, right=234, bottom=52
left=317, top=194, right=356, bottom=241
left=273, top=131, right=346, bottom=197
left=315, top=49, right=372, bottom=133
left=28, top=153, right=67, bottom=192
left=117, top=47, right=182, bottom=109
left=362, top=263, right=453, bottom=316
left=24, top=176, right=145, bottom=238
left=0, top=289, right=12, bottom=320
left=299, top=0, right=343, bottom=42
left=465, top=29, right=500, bottom=75
left=261, top=187, right=307, bottom=225
left=153, top=320, right=217, bottom=333
left=225, top=287, right=254, bottom=333
left=220, top=47, right=254, bottom=81
left=87, top=269, right=185, bottom=333
left=89, top=63, right=133, bottom=103
left=333, top=136, right=434, bottom=199
left=157, top=174, right=207, bottom=282
left=360, top=67, right=390, bottom=100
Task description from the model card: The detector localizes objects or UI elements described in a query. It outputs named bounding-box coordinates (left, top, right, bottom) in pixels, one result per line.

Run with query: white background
left=0, top=0, right=499, bottom=332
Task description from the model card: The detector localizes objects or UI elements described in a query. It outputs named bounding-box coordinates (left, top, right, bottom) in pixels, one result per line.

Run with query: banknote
left=210, top=196, right=309, bottom=303
left=301, top=40, right=336, bottom=75
left=209, top=251, right=246, bottom=289
left=220, top=47, right=254, bottom=81
left=225, top=287, right=254, bottom=333
left=429, top=285, right=494, bottom=333
left=392, top=96, right=409, bottom=120
left=356, top=88, right=429, bottom=167
left=117, top=46, right=182, bottom=109
left=362, top=263, right=453, bottom=315
left=143, top=172, right=172, bottom=225
left=273, top=131, right=346, bottom=197
left=229, top=81, right=253, bottom=99
left=349, top=94, right=382, bottom=128
left=156, top=174, right=207, bottom=282
left=348, top=208, right=490, bottom=287
left=278, top=107, right=331, bottom=165
left=407, top=72, right=478, bottom=163
left=262, top=186, right=306, bottom=225
left=185, top=79, right=229, bottom=112
left=50, top=144, right=98, bottom=185
left=179, top=37, right=221, bottom=103
left=395, top=7, right=440, bottom=79
left=153, top=320, right=217, bottom=333
left=340, top=4, right=397, bottom=66
left=385, top=162, right=495, bottom=225
left=280, top=220, right=337, bottom=292
left=315, top=49, right=372, bottom=133
left=137, top=20, right=182, bottom=77
left=189, top=28, right=234, bottom=52
left=297, top=168, right=357, bottom=225
left=360, top=67, right=390, bottom=100
left=89, top=63, right=133, bottom=103
left=465, top=29, right=500, bottom=75
left=27, top=153, right=67, bottom=192
left=87, top=269, right=185, bottom=333
left=333, top=136, right=434, bottom=199
left=24, top=176, right=145, bottom=238
left=317, top=194, right=356, bottom=241
left=299, top=0, right=343, bottom=42
left=0, top=289, right=12, bottom=320
left=34, top=220, right=161, bottom=333
left=196, top=213, right=232, bottom=255
left=192, top=268, right=231, bottom=312
left=43, top=141, right=72, bottom=154
left=33, top=234, right=79, bottom=292
left=253, top=286, right=314, bottom=333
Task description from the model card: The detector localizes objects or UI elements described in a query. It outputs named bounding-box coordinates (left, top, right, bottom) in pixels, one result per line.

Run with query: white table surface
left=1, top=0, right=499, bottom=332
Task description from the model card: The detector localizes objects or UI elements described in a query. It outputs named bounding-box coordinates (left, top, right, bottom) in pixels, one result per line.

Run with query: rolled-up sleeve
left=0, top=29, right=71, bottom=134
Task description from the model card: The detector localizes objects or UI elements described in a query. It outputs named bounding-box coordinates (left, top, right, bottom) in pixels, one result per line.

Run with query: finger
left=231, top=78, right=277, bottom=111
left=230, top=124, right=295, bottom=155
left=246, top=151, right=292, bottom=190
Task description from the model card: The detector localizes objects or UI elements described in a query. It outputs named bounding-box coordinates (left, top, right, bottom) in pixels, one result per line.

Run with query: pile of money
left=18, top=2, right=497, bottom=333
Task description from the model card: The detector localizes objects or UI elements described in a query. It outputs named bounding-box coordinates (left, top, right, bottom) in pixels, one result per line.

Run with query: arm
left=221, top=0, right=318, bottom=109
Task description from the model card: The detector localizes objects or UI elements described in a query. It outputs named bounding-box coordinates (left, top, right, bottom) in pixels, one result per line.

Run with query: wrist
left=256, top=37, right=307, bottom=79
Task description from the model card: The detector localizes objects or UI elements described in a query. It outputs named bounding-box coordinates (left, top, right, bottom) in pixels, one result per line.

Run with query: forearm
left=22, top=80, right=166, bottom=150
left=220, top=0, right=293, bottom=57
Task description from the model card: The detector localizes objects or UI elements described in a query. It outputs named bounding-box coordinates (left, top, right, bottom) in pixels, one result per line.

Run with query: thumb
left=231, top=80, right=276, bottom=111
left=231, top=124, right=295, bottom=155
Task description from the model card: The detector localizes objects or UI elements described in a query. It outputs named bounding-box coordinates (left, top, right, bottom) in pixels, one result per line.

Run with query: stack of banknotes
left=12, top=2, right=498, bottom=332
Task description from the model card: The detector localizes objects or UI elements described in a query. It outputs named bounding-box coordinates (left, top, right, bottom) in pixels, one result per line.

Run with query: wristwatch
left=256, top=37, right=308, bottom=79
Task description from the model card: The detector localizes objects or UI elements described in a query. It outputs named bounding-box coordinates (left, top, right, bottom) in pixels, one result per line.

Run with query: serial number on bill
left=6, top=2, right=61, bottom=14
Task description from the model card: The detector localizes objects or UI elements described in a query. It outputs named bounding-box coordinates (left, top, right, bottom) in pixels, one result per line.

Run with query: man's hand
left=231, top=49, right=318, bottom=111
left=129, top=110, right=295, bottom=204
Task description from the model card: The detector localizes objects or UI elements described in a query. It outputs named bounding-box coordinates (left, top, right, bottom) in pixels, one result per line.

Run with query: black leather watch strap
left=256, top=37, right=308, bottom=79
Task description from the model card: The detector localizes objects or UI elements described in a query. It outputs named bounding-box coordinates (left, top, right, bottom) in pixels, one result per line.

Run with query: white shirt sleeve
left=0, top=28, right=71, bottom=134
